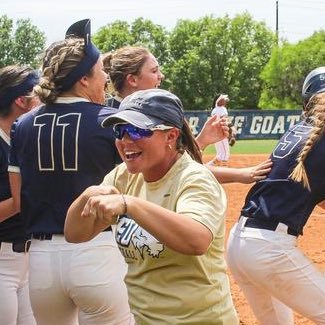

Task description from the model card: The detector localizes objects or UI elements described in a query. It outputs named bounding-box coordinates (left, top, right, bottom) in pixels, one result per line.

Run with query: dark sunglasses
left=113, top=123, right=174, bottom=141
left=113, top=124, right=154, bottom=141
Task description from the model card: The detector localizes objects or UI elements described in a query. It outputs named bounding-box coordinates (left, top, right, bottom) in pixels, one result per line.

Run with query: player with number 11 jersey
left=9, top=101, right=120, bottom=234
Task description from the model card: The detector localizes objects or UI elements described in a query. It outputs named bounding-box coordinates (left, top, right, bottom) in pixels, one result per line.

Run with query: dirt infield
left=203, top=154, right=325, bottom=325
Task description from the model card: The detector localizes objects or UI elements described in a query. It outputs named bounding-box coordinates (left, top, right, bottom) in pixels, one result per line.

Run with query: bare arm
left=65, top=191, right=212, bottom=255
left=0, top=198, right=19, bottom=222
left=9, top=172, right=21, bottom=210
left=207, top=159, right=273, bottom=184
left=195, top=115, right=229, bottom=150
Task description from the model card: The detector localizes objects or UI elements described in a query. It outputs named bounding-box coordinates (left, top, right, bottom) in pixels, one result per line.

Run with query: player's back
left=9, top=101, right=120, bottom=235
left=241, top=120, right=325, bottom=234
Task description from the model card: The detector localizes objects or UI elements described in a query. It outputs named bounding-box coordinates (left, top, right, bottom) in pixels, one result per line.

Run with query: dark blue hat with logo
left=102, top=89, right=184, bottom=129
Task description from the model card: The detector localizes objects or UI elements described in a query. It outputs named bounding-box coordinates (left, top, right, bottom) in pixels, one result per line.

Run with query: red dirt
left=203, top=154, right=325, bottom=325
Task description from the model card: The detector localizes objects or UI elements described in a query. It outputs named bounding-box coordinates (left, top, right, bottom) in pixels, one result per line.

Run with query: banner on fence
left=185, top=110, right=302, bottom=140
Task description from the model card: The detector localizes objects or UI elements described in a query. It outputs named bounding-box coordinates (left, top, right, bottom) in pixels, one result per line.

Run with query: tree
left=165, top=13, right=275, bottom=110
left=259, top=31, right=325, bottom=109
left=93, top=14, right=274, bottom=110
left=93, top=18, right=169, bottom=65
left=0, top=15, right=45, bottom=68
left=93, top=20, right=133, bottom=52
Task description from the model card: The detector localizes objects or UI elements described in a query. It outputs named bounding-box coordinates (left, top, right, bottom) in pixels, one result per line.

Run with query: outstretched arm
left=207, top=159, right=273, bottom=184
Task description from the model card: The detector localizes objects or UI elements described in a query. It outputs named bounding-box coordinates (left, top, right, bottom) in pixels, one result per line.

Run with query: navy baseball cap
left=102, top=89, right=184, bottom=129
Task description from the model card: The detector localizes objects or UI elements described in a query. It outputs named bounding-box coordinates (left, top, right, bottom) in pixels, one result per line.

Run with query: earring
left=168, top=144, right=172, bottom=150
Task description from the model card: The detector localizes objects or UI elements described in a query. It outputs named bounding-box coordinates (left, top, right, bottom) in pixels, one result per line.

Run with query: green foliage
left=2, top=13, right=323, bottom=110
left=93, top=14, right=274, bottom=110
left=93, top=20, right=133, bottom=52
left=0, top=15, right=45, bottom=68
left=93, top=18, right=169, bottom=66
left=259, top=31, right=325, bottom=109
left=165, top=13, right=275, bottom=110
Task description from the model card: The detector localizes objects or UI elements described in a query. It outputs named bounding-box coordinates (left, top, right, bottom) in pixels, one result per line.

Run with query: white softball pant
left=214, top=138, right=230, bottom=162
left=0, top=242, right=36, bottom=325
left=226, top=218, right=325, bottom=325
left=29, top=231, right=135, bottom=325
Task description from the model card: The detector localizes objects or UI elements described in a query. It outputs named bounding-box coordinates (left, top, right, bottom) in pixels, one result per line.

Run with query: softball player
left=0, top=65, right=39, bottom=325
left=227, top=67, right=325, bottom=324
left=8, top=20, right=133, bottom=325
left=210, top=94, right=231, bottom=164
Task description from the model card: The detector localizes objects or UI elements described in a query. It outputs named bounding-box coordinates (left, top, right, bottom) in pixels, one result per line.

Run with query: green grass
left=204, top=139, right=278, bottom=155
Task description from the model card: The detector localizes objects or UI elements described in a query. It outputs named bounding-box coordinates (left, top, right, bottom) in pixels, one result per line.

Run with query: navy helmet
left=302, top=66, right=325, bottom=106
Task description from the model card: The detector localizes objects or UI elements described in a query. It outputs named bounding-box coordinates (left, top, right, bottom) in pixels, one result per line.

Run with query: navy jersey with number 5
left=241, top=120, right=325, bottom=235
left=9, top=100, right=121, bottom=235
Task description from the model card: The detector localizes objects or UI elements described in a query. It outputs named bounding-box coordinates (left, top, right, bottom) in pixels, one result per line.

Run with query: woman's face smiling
left=115, top=127, right=179, bottom=182
left=135, top=53, right=165, bottom=90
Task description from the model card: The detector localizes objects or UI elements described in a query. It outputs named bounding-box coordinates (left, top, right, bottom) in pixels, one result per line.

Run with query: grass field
left=204, top=139, right=278, bottom=155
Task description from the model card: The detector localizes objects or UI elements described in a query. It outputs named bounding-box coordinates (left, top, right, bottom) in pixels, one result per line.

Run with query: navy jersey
left=241, top=120, right=325, bottom=235
left=0, top=131, right=26, bottom=242
left=9, top=100, right=121, bottom=235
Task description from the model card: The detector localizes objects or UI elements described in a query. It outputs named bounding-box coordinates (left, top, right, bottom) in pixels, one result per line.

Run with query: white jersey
left=211, top=105, right=228, bottom=117
left=211, top=105, right=230, bottom=162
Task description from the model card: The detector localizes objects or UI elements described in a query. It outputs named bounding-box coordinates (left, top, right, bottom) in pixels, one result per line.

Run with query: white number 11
left=33, top=113, right=81, bottom=171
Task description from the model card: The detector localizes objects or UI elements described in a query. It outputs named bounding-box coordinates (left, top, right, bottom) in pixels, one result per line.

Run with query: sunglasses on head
left=113, top=123, right=174, bottom=141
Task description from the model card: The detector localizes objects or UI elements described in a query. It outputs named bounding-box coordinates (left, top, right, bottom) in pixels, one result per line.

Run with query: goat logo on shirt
left=116, top=216, right=164, bottom=259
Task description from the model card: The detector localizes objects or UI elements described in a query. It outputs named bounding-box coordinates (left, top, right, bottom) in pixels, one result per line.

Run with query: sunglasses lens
left=113, top=124, right=153, bottom=140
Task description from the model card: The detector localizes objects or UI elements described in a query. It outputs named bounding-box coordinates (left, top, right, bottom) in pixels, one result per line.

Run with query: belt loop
left=238, top=216, right=248, bottom=231
left=275, top=223, right=288, bottom=234
left=25, top=240, right=31, bottom=253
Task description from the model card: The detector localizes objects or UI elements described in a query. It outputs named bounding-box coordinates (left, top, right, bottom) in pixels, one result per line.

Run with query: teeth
left=125, top=151, right=141, bottom=160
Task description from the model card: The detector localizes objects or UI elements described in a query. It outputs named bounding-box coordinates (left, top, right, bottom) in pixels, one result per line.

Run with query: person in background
left=209, top=93, right=233, bottom=166
left=103, top=46, right=272, bottom=184
left=0, top=65, right=39, bottom=325
left=8, top=20, right=133, bottom=325
left=104, top=46, right=164, bottom=108
left=65, top=89, right=239, bottom=325
left=226, top=66, right=325, bottom=324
